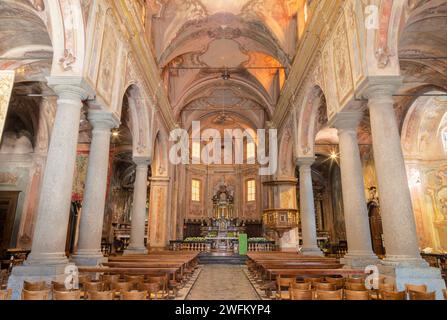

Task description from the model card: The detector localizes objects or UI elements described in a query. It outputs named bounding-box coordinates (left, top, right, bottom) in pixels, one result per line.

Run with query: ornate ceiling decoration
left=145, top=0, right=298, bottom=129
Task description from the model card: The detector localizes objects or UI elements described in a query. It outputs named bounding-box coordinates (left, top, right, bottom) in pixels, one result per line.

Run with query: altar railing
left=169, top=240, right=211, bottom=252
left=248, top=241, right=277, bottom=252
left=169, top=240, right=277, bottom=252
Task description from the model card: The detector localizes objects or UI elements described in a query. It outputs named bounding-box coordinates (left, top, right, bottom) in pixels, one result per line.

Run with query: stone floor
left=186, top=265, right=261, bottom=300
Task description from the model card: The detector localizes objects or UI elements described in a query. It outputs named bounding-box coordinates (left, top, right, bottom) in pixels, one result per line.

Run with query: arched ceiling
left=146, top=0, right=299, bottom=128
left=0, top=1, right=52, bottom=78
left=0, top=1, right=51, bottom=58
left=398, top=1, right=447, bottom=93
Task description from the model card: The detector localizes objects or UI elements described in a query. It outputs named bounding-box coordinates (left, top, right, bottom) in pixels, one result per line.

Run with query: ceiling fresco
left=146, top=0, right=298, bottom=129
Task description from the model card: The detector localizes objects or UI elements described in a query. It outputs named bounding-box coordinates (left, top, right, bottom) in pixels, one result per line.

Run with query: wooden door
left=0, top=191, right=19, bottom=257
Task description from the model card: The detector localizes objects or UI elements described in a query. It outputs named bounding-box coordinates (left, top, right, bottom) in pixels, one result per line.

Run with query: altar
left=201, top=184, right=245, bottom=251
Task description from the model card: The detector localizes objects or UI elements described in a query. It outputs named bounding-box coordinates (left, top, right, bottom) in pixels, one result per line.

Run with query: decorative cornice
left=112, top=0, right=177, bottom=132
left=262, top=178, right=298, bottom=186
left=272, top=0, right=343, bottom=129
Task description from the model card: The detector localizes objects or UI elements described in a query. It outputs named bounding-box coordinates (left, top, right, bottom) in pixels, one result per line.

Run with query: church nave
left=0, top=0, right=447, bottom=307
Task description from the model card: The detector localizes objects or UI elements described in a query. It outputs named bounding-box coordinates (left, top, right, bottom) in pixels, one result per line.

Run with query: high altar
left=201, top=184, right=245, bottom=251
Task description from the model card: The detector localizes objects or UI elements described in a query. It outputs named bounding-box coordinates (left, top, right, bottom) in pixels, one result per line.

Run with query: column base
left=71, top=251, right=107, bottom=266
left=381, top=255, right=429, bottom=268
left=7, top=263, right=73, bottom=300
left=300, top=246, right=324, bottom=256
left=341, top=253, right=379, bottom=268
left=123, top=247, right=148, bottom=255
left=24, top=252, right=69, bottom=266
left=378, top=264, right=446, bottom=300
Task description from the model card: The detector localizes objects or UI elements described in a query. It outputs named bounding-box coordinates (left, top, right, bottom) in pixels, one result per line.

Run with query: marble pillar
left=8, top=78, right=92, bottom=300
left=365, top=80, right=426, bottom=267
left=333, top=112, right=378, bottom=267
left=363, top=77, right=445, bottom=299
left=124, top=157, right=150, bottom=254
left=26, top=81, right=90, bottom=265
left=297, top=158, right=323, bottom=256
left=71, top=109, right=120, bottom=266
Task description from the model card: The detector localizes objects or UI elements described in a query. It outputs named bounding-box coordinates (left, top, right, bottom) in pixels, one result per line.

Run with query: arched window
left=247, top=140, right=256, bottom=160
left=192, top=179, right=201, bottom=202
left=304, top=1, right=309, bottom=22
left=192, top=141, right=201, bottom=160
left=247, top=179, right=256, bottom=202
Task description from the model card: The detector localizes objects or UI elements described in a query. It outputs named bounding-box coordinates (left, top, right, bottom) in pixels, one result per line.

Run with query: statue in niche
left=367, top=186, right=385, bottom=255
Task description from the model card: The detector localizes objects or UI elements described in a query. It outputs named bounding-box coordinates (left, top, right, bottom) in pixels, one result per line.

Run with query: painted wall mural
left=415, top=163, right=447, bottom=252
left=0, top=71, right=15, bottom=139
left=72, top=148, right=90, bottom=202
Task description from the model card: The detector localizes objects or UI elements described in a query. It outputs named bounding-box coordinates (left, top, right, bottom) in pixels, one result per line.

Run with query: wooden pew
left=78, top=266, right=181, bottom=281
left=267, top=268, right=365, bottom=279
left=246, top=252, right=344, bottom=283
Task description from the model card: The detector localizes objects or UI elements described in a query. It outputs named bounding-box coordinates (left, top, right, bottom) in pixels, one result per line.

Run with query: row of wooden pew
left=247, top=252, right=364, bottom=280
left=246, top=252, right=365, bottom=299
left=0, top=251, right=201, bottom=300
left=79, top=251, right=200, bottom=295
left=246, top=252, right=447, bottom=300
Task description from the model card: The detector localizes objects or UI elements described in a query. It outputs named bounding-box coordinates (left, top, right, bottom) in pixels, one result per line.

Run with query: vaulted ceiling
left=146, top=0, right=299, bottom=130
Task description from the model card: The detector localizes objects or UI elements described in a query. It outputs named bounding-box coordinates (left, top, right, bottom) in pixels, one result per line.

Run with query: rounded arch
left=120, top=84, right=152, bottom=159
left=0, top=1, right=52, bottom=75
left=43, top=0, right=86, bottom=75
left=157, top=13, right=290, bottom=70
left=397, top=1, right=447, bottom=94
left=173, top=75, right=274, bottom=119
left=401, top=89, right=447, bottom=158
left=400, top=89, right=447, bottom=252
left=277, top=124, right=296, bottom=179
left=151, top=129, right=169, bottom=178
left=184, top=110, right=259, bottom=133
left=296, top=84, right=329, bottom=158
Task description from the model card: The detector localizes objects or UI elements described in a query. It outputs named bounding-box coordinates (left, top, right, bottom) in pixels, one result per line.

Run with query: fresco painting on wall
left=72, top=152, right=89, bottom=202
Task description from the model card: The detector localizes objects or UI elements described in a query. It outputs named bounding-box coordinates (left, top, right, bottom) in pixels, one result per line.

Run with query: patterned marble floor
left=186, top=265, right=261, bottom=300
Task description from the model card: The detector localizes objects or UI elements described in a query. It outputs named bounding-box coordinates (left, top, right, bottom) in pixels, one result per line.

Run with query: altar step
left=198, top=252, right=247, bottom=265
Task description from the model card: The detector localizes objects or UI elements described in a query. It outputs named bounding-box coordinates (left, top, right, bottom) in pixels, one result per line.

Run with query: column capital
left=133, top=157, right=151, bottom=167
left=331, top=111, right=365, bottom=132
left=296, top=157, right=315, bottom=167
left=87, top=109, right=120, bottom=131
left=46, top=76, right=95, bottom=101
left=357, top=76, right=403, bottom=100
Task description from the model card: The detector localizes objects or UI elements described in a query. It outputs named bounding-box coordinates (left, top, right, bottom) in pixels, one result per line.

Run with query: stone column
left=364, top=79, right=426, bottom=267
left=332, top=112, right=378, bottom=267
left=297, top=158, right=323, bottom=256
left=363, top=77, right=446, bottom=300
left=25, top=80, right=90, bottom=265
left=8, top=78, right=92, bottom=300
left=124, top=157, right=150, bottom=254
left=72, top=109, right=119, bottom=266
